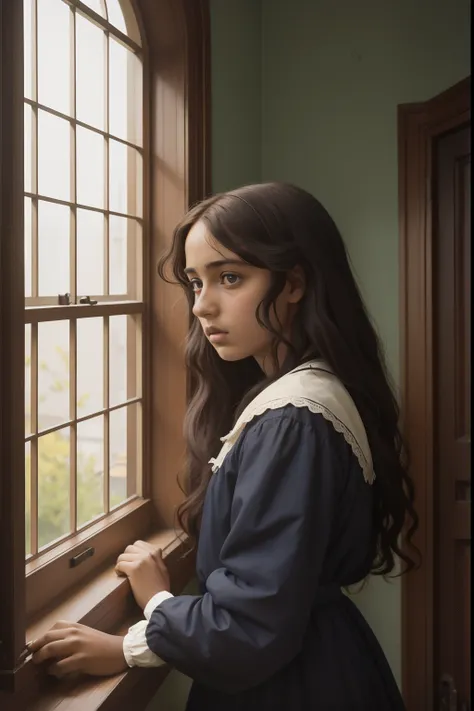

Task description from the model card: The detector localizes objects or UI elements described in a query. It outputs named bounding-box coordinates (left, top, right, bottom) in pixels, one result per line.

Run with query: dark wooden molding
left=183, top=0, right=212, bottom=206
left=398, top=75, right=470, bottom=711
left=0, top=0, right=28, bottom=678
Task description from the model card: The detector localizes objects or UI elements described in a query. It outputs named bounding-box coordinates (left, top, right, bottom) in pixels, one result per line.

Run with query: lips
left=204, top=326, right=228, bottom=337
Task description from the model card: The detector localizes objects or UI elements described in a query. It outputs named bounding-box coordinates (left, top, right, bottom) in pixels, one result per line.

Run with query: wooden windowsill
left=2, top=529, right=195, bottom=711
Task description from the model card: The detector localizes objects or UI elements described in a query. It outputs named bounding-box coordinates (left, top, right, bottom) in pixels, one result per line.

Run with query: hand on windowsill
left=115, top=539, right=171, bottom=610
left=29, top=622, right=129, bottom=679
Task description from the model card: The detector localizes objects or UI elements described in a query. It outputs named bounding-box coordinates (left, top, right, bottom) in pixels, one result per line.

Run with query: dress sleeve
left=145, top=412, right=340, bottom=692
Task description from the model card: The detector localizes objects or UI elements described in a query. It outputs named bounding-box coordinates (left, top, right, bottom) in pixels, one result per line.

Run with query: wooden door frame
left=398, top=76, right=471, bottom=711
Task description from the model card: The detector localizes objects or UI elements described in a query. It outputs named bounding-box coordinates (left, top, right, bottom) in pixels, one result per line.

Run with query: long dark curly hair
left=158, top=182, right=419, bottom=576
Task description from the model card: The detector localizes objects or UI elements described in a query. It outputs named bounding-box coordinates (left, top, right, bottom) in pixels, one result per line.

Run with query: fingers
left=48, top=654, right=83, bottom=679
left=32, top=639, right=73, bottom=665
left=153, top=549, right=168, bottom=570
left=123, top=541, right=163, bottom=557
left=115, top=560, right=135, bottom=577
left=123, top=541, right=151, bottom=554
left=116, top=553, right=137, bottom=564
left=115, top=542, right=167, bottom=577
left=132, top=540, right=154, bottom=552
left=28, top=623, right=76, bottom=654
left=115, top=549, right=163, bottom=569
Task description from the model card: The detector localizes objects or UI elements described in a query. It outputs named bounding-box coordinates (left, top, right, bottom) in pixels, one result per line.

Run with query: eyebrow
left=184, top=259, right=245, bottom=275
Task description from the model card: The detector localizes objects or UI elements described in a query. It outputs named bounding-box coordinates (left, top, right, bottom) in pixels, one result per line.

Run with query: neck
left=255, top=345, right=318, bottom=377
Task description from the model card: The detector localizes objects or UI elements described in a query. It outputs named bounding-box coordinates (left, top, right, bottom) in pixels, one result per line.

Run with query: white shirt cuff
left=123, top=619, right=167, bottom=668
left=122, top=591, right=174, bottom=668
left=144, top=590, right=174, bottom=620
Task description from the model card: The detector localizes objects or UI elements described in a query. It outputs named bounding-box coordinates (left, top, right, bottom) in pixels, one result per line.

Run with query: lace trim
left=209, top=397, right=375, bottom=485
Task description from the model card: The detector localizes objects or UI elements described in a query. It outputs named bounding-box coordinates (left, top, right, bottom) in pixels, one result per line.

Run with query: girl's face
left=184, top=220, right=304, bottom=374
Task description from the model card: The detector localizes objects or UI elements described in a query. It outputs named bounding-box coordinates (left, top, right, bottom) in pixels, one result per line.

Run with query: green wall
left=261, top=0, right=470, bottom=686
left=211, top=0, right=262, bottom=191
left=149, top=0, right=470, bottom=706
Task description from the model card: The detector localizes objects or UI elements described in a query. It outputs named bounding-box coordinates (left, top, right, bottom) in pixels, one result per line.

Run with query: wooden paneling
left=433, top=123, right=471, bottom=708
left=398, top=76, right=470, bottom=711
left=0, top=0, right=28, bottom=680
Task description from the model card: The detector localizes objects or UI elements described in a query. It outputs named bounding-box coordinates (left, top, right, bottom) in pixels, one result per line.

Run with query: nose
left=192, top=286, right=219, bottom=319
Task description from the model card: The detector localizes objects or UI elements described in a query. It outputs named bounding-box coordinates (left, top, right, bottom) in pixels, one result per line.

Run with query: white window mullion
left=69, top=5, right=78, bottom=532
left=31, top=322, right=39, bottom=555
left=105, top=29, right=110, bottom=296
left=104, top=316, right=110, bottom=513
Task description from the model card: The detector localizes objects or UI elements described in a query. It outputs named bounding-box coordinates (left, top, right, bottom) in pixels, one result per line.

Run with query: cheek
left=230, top=289, right=264, bottom=329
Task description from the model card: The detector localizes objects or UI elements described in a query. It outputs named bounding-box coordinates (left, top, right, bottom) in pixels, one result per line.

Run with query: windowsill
left=4, top=529, right=195, bottom=711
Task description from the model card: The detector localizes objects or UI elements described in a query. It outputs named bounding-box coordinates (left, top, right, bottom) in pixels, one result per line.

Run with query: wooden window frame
left=0, top=0, right=211, bottom=707
left=398, top=76, right=470, bottom=711
left=23, top=0, right=147, bottom=616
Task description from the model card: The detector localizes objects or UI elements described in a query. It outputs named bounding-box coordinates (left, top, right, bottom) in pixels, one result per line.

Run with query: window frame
left=0, top=0, right=211, bottom=701
left=23, top=0, right=148, bottom=616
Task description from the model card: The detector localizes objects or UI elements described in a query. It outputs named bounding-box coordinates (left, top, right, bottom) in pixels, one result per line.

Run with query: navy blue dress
left=145, top=406, right=406, bottom=710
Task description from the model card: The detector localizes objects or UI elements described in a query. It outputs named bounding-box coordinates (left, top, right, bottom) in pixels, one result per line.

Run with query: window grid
left=25, top=0, right=144, bottom=558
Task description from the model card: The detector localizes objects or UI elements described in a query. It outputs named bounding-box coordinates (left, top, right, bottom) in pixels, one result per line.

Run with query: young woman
left=30, top=183, right=418, bottom=710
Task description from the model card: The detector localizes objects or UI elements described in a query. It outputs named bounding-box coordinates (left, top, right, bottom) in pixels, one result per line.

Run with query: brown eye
left=189, top=279, right=202, bottom=292
left=221, top=273, right=241, bottom=286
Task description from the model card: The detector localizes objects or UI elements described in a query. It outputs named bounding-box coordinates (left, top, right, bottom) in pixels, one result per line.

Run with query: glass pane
left=25, top=324, right=32, bottom=435
left=37, top=0, right=72, bottom=115
left=77, top=209, right=104, bottom=296
left=38, top=111, right=71, bottom=201
left=25, top=198, right=32, bottom=298
left=109, top=140, right=142, bottom=217
left=109, top=216, right=140, bottom=296
left=38, top=320, right=70, bottom=430
left=107, top=0, right=127, bottom=34
left=24, top=0, right=34, bottom=100
left=38, top=428, right=70, bottom=548
left=25, top=442, right=31, bottom=556
left=109, top=314, right=138, bottom=406
left=77, top=127, right=105, bottom=209
left=24, top=104, right=34, bottom=193
left=109, top=39, right=142, bottom=145
left=80, top=0, right=105, bottom=17
left=110, top=403, right=139, bottom=507
left=77, top=416, right=105, bottom=527
left=76, top=13, right=105, bottom=130
left=77, top=317, right=104, bottom=418
left=38, top=201, right=70, bottom=296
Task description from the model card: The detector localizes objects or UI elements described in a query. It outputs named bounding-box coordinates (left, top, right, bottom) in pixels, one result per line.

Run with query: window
left=21, top=0, right=149, bottom=621
left=0, top=0, right=210, bottom=700
left=24, top=0, right=143, bottom=553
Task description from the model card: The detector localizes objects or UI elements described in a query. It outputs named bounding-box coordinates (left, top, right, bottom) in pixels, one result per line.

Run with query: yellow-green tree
left=25, top=348, right=125, bottom=552
left=25, top=430, right=106, bottom=550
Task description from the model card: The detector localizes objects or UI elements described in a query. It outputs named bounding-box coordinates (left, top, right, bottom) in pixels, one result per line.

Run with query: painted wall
left=148, top=0, right=470, bottom=706
left=210, top=0, right=262, bottom=191
left=260, top=0, right=470, bottom=686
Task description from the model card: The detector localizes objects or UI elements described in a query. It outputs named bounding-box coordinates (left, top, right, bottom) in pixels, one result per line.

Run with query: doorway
left=399, top=77, right=471, bottom=711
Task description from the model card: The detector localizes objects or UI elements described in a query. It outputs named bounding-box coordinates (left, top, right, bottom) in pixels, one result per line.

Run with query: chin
left=212, top=345, right=250, bottom=362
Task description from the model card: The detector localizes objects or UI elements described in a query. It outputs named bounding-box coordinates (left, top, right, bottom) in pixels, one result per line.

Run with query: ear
left=286, top=265, right=306, bottom=304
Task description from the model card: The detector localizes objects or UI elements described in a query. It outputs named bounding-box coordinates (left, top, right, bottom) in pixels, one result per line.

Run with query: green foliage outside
left=25, top=348, right=125, bottom=553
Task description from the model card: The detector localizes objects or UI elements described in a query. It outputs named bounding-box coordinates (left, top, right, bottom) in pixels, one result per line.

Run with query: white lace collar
left=208, top=359, right=375, bottom=484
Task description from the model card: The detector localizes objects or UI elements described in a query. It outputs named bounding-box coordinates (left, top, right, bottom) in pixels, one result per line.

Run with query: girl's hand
left=29, top=622, right=128, bottom=678
left=115, top=540, right=171, bottom=610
